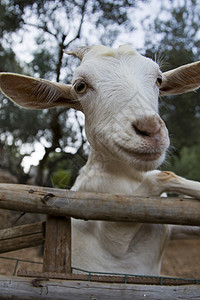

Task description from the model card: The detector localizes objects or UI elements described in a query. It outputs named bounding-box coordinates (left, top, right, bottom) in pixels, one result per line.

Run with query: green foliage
left=44, top=150, right=87, bottom=188
left=165, top=146, right=200, bottom=181
left=0, top=2, right=23, bottom=34
left=51, top=169, right=71, bottom=188
left=0, top=46, right=22, bottom=73
left=92, top=0, right=137, bottom=27
left=160, top=93, right=200, bottom=152
left=0, top=99, right=49, bottom=143
left=31, top=48, right=56, bottom=79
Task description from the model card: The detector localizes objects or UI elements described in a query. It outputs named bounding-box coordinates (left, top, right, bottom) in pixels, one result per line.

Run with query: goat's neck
left=73, top=148, right=145, bottom=258
left=84, top=148, right=145, bottom=190
left=74, top=148, right=145, bottom=195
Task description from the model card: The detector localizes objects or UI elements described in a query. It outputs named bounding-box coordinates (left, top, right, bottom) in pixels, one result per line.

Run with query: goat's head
left=0, top=44, right=200, bottom=171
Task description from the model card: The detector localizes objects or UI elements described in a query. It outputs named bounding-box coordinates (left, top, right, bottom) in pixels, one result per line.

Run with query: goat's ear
left=0, top=73, right=82, bottom=111
left=160, top=61, right=200, bottom=96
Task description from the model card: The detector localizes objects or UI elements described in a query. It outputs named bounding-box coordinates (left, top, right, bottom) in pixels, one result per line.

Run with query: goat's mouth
left=115, top=144, right=163, bottom=162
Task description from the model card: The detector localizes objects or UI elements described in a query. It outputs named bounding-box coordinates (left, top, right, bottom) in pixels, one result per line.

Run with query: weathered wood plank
left=43, top=216, right=71, bottom=273
left=0, top=275, right=199, bottom=300
left=0, top=183, right=200, bottom=225
left=0, top=222, right=45, bottom=253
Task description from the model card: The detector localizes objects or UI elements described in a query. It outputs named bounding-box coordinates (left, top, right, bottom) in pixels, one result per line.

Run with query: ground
left=161, top=239, right=200, bottom=278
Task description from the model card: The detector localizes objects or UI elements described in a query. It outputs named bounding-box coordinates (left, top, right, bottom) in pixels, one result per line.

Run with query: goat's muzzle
left=132, top=115, right=167, bottom=140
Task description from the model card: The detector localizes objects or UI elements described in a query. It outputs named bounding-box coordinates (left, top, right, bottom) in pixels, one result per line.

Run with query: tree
left=143, top=0, right=200, bottom=179
left=0, top=0, right=147, bottom=186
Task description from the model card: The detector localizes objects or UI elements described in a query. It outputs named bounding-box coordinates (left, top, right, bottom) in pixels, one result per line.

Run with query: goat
left=0, top=44, right=200, bottom=275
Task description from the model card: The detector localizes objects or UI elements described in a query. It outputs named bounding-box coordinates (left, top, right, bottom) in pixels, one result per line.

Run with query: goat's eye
left=74, top=81, right=88, bottom=94
left=156, top=75, right=162, bottom=86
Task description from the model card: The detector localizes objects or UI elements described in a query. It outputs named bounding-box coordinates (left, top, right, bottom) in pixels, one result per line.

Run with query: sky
left=13, top=0, right=161, bottom=64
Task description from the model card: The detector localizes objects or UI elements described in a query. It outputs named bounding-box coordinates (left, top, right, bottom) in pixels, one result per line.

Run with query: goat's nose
left=132, top=116, right=163, bottom=139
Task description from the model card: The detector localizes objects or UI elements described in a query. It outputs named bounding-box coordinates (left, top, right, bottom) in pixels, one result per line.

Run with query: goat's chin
left=90, top=139, right=166, bottom=172
left=115, top=149, right=166, bottom=172
left=131, top=155, right=165, bottom=172
left=112, top=139, right=169, bottom=171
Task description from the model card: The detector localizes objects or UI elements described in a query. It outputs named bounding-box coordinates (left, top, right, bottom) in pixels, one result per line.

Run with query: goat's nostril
left=133, top=125, right=150, bottom=137
left=132, top=117, right=162, bottom=139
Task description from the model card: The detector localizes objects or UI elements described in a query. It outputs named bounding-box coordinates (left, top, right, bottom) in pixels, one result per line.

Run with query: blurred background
left=0, top=0, right=200, bottom=188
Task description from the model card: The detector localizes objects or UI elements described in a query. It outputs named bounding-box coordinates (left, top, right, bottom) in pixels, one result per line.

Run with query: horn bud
left=64, top=46, right=91, bottom=60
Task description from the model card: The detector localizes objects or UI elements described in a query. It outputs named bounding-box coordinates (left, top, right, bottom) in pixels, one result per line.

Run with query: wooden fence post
left=43, top=216, right=71, bottom=273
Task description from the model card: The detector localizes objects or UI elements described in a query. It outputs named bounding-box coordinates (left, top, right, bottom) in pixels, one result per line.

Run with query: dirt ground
left=0, top=239, right=200, bottom=278
left=161, top=239, right=200, bottom=278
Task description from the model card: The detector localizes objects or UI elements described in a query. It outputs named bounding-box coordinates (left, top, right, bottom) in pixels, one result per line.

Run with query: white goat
left=0, top=44, right=200, bottom=276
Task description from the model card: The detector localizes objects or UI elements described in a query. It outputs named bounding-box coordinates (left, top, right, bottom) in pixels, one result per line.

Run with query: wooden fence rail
left=0, top=183, right=200, bottom=226
left=0, top=221, right=44, bottom=253
left=0, top=275, right=199, bottom=300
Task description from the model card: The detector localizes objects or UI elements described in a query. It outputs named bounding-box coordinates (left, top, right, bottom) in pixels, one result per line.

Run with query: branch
left=56, top=34, right=67, bottom=82
left=25, top=22, right=57, bottom=39
left=63, top=0, right=88, bottom=49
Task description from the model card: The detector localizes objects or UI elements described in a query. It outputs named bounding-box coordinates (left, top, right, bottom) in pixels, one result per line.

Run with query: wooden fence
left=0, top=183, right=199, bottom=299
